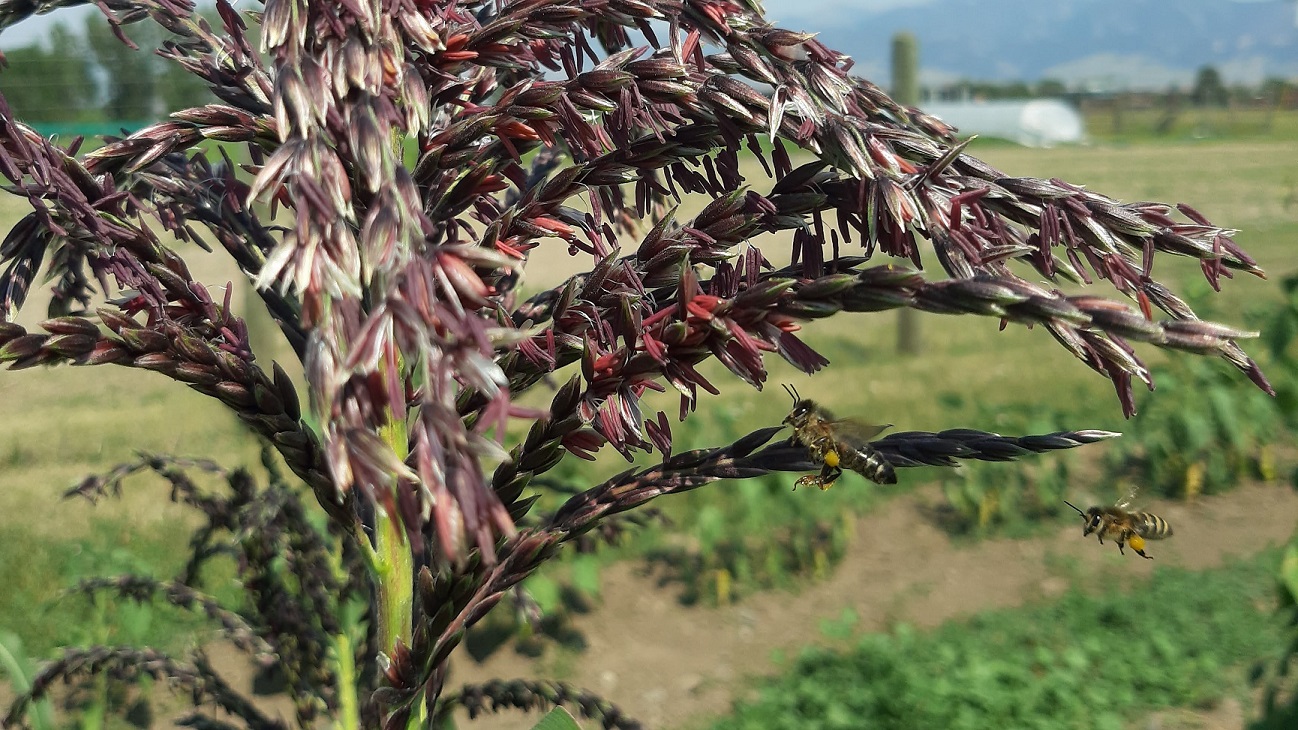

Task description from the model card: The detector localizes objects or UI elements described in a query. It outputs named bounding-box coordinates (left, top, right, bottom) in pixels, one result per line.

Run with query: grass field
left=1083, top=105, right=1298, bottom=145
left=0, top=130, right=1296, bottom=724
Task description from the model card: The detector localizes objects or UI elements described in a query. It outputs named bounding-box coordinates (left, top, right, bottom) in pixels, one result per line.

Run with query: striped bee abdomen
left=840, top=444, right=897, bottom=485
left=1134, top=512, right=1173, bottom=540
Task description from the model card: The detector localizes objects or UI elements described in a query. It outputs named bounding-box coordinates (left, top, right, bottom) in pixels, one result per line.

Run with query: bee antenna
left=1062, top=500, right=1085, bottom=517
left=782, top=383, right=800, bottom=404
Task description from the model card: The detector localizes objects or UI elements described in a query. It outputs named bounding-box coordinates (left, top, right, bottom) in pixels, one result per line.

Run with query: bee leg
left=817, top=463, right=843, bottom=491
left=1116, top=541, right=1125, bottom=555
left=1129, top=534, right=1152, bottom=559
left=793, top=474, right=820, bottom=491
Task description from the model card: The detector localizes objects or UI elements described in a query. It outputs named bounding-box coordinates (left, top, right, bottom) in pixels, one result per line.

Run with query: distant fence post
left=891, top=32, right=922, bottom=356
left=891, top=32, right=918, bottom=107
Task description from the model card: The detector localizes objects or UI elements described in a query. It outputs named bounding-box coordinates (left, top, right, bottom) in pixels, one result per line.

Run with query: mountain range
left=1, top=0, right=1295, bottom=90
left=763, top=0, right=1298, bottom=90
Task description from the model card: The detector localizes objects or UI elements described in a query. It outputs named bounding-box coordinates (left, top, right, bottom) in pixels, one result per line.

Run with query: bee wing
left=1114, top=483, right=1142, bottom=510
left=828, top=418, right=892, bottom=445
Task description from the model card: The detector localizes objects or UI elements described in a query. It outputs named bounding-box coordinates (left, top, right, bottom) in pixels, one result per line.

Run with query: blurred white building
left=921, top=99, right=1085, bottom=147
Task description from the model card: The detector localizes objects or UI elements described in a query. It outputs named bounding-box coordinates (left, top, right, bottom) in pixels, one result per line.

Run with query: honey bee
left=1064, top=485, right=1173, bottom=560
left=782, top=384, right=896, bottom=490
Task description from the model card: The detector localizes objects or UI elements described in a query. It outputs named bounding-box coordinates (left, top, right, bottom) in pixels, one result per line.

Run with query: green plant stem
left=333, top=631, right=360, bottom=730
left=87, top=599, right=109, bottom=730
left=374, top=132, right=418, bottom=665
left=374, top=417, right=414, bottom=655
left=374, top=509, right=413, bottom=649
left=328, top=531, right=362, bottom=730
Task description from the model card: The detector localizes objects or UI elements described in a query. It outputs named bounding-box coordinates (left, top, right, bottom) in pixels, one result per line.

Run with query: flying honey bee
left=1064, top=484, right=1173, bottom=560
left=782, top=384, right=897, bottom=490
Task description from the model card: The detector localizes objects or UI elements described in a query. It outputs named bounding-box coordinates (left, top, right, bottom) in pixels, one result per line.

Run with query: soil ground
left=446, top=482, right=1298, bottom=730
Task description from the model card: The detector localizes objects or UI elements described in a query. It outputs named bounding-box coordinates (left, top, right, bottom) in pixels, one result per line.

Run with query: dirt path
left=450, top=482, right=1298, bottom=729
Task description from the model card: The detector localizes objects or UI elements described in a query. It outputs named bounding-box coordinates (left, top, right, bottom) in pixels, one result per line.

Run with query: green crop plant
left=645, top=472, right=858, bottom=605
left=1103, top=354, right=1280, bottom=500
left=713, top=552, right=1285, bottom=730
left=935, top=401, right=1079, bottom=535
left=1258, top=274, right=1298, bottom=436
left=1251, top=526, right=1298, bottom=729
left=1104, top=281, right=1287, bottom=500
left=940, top=456, right=1071, bottom=536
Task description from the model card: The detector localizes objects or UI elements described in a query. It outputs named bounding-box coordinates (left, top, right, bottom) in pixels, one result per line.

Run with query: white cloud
left=1218, top=55, right=1296, bottom=84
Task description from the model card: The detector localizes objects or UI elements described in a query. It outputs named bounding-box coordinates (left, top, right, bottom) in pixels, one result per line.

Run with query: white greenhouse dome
left=921, top=99, right=1085, bottom=147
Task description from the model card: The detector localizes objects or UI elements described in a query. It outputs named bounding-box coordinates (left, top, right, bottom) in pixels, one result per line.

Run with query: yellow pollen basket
left=824, top=449, right=840, bottom=467
left=1128, top=535, right=1146, bottom=552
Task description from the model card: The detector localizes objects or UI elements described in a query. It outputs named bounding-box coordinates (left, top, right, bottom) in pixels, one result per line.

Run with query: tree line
left=5, top=19, right=1293, bottom=129
left=0, top=15, right=220, bottom=126
left=928, top=66, right=1297, bottom=108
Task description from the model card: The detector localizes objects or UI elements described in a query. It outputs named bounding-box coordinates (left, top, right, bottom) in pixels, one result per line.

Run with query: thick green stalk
left=372, top=129, right=417, bottom=659
left=333, top=632, right=361, bottom=730
left=374, top=418, right=414, bottom=655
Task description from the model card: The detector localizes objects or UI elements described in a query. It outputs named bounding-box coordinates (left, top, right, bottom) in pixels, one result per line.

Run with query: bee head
left=1083, top=510, right=1107, bottom=536
left=782, top=384, right=814, bottom=425
left=1064, top=500, right=1105, bottom=536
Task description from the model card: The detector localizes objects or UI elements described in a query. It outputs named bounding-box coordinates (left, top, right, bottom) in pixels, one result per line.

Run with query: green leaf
left=0, top=633, right=55, bottom=730
left=695, top=505, right=726, bottom=548
left=818, top=607, right=859, bottom=640
left=1263, top=303, right=1295, bottom=359
left=116, top=602, right=154, bottom=643
left=1206, top=387, right=1242, bottom=449
left=569, top=555, right=601, bottom=600
left=526, top=575, right=562, bottom=615
left=531, top=706, right=582, bottom=730
left=1280, top=545, right=1298, bottom=605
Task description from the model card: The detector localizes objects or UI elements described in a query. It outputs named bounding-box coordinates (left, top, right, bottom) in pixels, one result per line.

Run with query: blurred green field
left=1083, top=105, right=1298, bottom=144
left=0, top=135, right=1295, bottom=663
